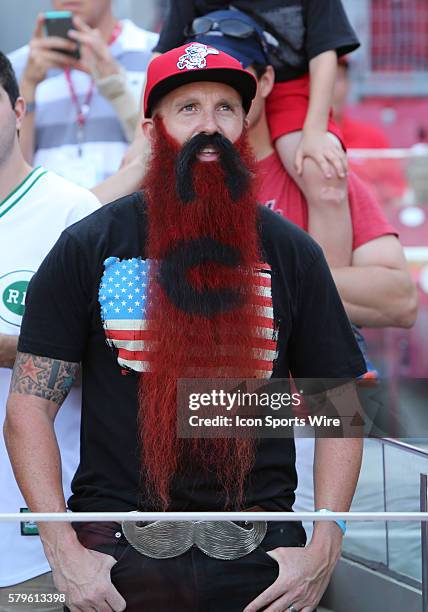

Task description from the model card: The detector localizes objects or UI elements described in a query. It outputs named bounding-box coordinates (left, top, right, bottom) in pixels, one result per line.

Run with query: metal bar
left=3, top=511, right=428, bottom=522
left=382, top=441, right=390, bottom=569
left=421, top=474, right=428, bottom=612
left=348, top=148, right=428, bottom=159
left=357, top=76, right=428, bottom=98
left=404, top=248, right=428, bottom=263
left=378, top=438, right=428, bottom=459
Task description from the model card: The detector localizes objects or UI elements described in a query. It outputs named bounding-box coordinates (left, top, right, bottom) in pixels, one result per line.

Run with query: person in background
left=332, top=56, right=407, bottom=207
left=153, top=0, right=360, bottom=273
left=0, top=51, right=100, bottom=611
left=8, top=0, right=158, bottom=189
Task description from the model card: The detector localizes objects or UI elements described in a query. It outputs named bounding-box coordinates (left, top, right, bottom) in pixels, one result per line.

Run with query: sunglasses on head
left=185, top=16, right=269, bottom=59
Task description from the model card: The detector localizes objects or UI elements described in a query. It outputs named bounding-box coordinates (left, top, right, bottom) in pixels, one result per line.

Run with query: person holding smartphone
left=0, top=51, right=101, bottom=612
left=8, top=1, right=158, bottom=189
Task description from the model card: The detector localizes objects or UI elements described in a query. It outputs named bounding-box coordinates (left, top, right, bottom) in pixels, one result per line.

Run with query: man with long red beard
left=5, top=44, right=365, bottom=612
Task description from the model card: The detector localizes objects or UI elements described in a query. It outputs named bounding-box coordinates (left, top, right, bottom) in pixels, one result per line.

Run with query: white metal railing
left=348, top=148, right=428, bottom=159
left=2, top=511, right=428, bottom=522
left=345, top=146, right=428, bottom=209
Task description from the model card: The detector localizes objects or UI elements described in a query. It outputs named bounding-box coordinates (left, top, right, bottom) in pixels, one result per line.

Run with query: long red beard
left=139, top=121, right=263, bottom=509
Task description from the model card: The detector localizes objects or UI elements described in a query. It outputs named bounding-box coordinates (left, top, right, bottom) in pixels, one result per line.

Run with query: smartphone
left=44, top=11, right=80, bottom=59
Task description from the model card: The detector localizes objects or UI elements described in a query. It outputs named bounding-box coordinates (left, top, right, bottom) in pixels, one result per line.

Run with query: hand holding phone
left=44, top=11, right=81, bottom=59
left=66, top=15, right=121, bottom=79
left=21, top=13, right=80, bottom=93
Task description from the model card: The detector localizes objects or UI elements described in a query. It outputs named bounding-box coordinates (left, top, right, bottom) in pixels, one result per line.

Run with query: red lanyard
left=108, top=22, right=122, bottom=46
left=65, top=21, right=123, bottom=155
left=65, top=69, right=94, bottom=129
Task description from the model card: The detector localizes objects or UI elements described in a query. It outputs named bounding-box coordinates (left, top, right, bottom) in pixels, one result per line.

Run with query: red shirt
left=257, top=152, right=397, bottom=250
left=340, top=115, right=407, bottom=205
left=340, top=115, right=390, bottom=149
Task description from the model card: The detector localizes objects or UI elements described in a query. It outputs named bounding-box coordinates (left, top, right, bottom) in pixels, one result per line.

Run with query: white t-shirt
left=9, top=20, right=158, bottom=188
left=0, top=167, right=100, bottom=586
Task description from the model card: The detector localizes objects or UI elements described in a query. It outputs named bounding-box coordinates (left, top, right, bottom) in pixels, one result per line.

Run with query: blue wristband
left=25, top=101, right=36, bottom=114
left=315, top=508, right=346, bottom=536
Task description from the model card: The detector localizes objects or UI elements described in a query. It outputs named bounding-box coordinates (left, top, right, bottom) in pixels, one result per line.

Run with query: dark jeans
left=66, top=520, right=308, bottom=612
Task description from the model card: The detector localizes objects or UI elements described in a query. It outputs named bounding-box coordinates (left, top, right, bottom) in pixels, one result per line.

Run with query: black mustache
left=175, top=132, right=251, bottom=203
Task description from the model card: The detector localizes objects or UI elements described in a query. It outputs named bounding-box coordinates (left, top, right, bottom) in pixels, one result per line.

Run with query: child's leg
left=276, top=131, right=352, bottom=268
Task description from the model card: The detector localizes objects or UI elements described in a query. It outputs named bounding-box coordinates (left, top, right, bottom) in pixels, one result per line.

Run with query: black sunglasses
left=185, top=17, right=269, bottom=59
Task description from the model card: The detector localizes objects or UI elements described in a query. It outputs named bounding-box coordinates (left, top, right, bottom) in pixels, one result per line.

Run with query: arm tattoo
left=10, top=352, right=80, bottom=405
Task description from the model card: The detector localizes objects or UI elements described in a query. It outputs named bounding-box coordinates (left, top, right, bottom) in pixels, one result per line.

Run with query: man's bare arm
left=9, top=352, right=79, bottom=400
left=311, top=382, right=363, bottom=540
left=4, top=352, right=125, bottom=612
left=244, top=384, right=363, bottom=612
left=5, top=352, right=79, bottom=526
left=332, top=235, right=418, bottom=328
left=91, top=131, right=150, bottom=204
left=0, top=333, right=18, bottom=368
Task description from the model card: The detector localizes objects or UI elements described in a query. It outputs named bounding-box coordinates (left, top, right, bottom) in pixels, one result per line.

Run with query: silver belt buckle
left=122, top=514, right=267, bottom=560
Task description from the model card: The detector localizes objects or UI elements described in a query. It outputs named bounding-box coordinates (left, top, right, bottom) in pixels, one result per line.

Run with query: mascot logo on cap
left=177, top=42, right=220, bottom=70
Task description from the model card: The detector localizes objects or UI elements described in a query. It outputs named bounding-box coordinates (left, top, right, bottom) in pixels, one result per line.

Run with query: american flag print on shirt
left=98, top=256, right=278, bottom=375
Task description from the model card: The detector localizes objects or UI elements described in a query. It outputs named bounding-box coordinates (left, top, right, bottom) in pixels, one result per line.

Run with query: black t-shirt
left=18, top=193, right=365, bottom=513
left=154, top=0, right=360, bottom=81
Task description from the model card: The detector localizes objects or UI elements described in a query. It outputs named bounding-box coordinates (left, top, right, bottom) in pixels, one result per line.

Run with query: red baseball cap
left=144, top=42, right=257, bottom=117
